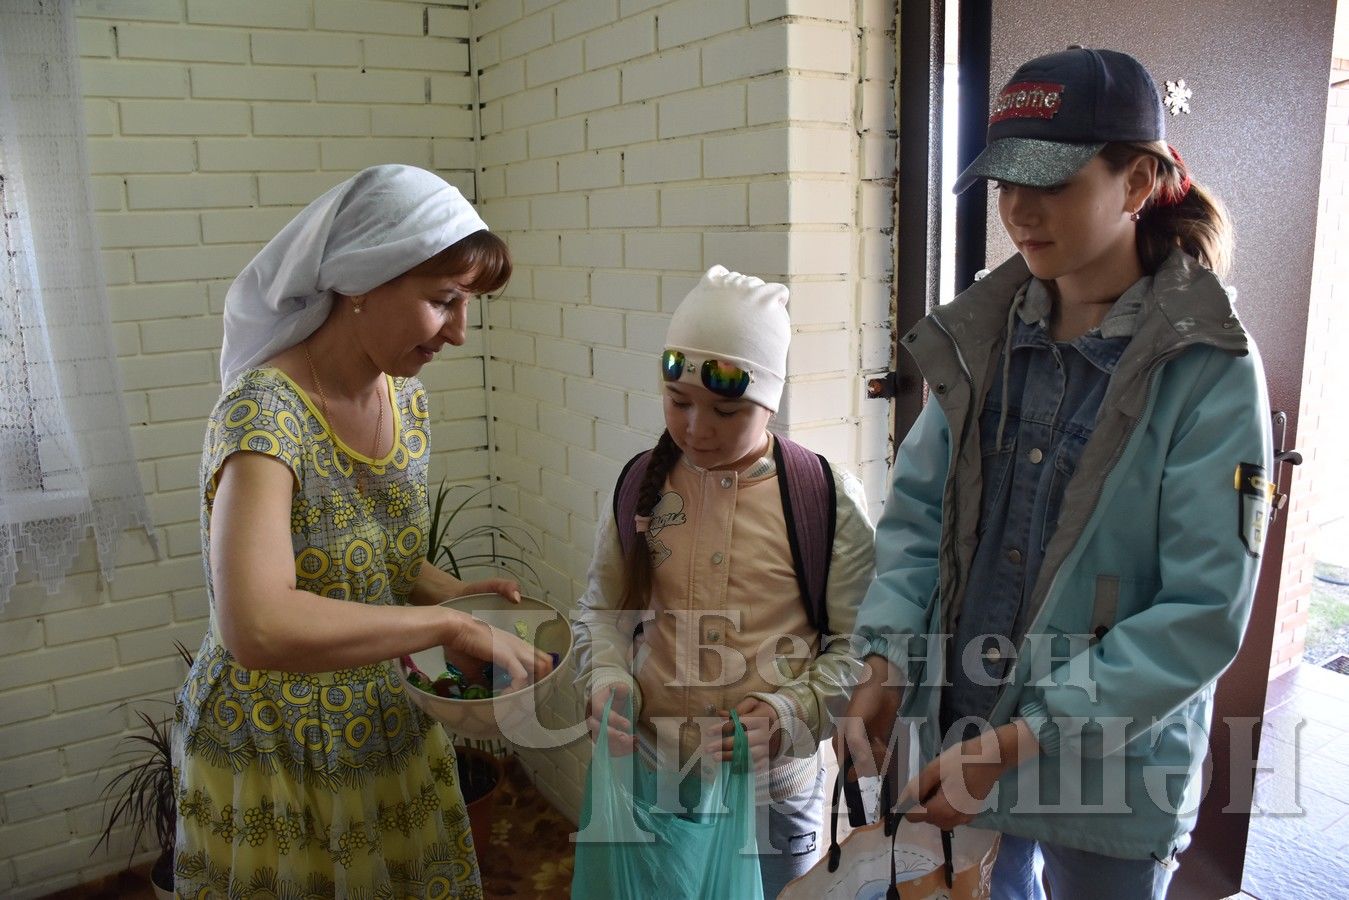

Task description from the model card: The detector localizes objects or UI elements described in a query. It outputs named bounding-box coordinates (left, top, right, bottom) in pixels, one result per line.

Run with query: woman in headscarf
left=173, top=165, right=551, bottom=898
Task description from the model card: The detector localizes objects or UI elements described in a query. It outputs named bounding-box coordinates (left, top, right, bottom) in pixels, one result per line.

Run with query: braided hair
left=618, top=429, right=684, bottom=611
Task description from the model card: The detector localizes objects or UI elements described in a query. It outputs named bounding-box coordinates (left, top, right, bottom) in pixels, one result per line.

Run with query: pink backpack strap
left=774, top=436, right=837, bottom=635
left=614, top=449, right=653, bottom=561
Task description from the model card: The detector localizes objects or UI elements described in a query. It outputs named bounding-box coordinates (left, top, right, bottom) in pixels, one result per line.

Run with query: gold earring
left=1130, top=210, right=1141, bottom=222
left=352, top=296, right=364, bottom=314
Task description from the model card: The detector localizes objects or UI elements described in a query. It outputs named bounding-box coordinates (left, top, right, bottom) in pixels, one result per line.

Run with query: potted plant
left=95, top=642, right=192, bottom=899
left=456, top=740, right=508, bottom=851
left=94, top=705, right=177, bottom=899
left=428, top=479, right=541, bottom=587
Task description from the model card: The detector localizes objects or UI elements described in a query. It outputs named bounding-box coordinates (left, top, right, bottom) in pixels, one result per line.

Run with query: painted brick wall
left=472, top=0, right=896, bottom=818
left=0, top=0, right=897, bottom=891
left=0, top=2, right=480, bottom=895
left=1270, top=72, right=1349, bottom=677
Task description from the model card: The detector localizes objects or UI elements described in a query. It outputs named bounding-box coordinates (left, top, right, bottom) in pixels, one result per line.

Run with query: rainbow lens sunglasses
left=660, top=349, right=754, bottom=399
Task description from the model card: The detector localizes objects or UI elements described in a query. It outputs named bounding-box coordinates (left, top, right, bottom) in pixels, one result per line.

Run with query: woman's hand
left=709, top=697, right=782, bottom=769
left=442, top=609, right=553, bottom=693
left=834, top=655, right=906, bottom=779
left=457, top=577, right=523, bottom=603
left=900, top=719, right=1039, bottom=830
left=587, top=683, right=636, bottom=756
left=408, top=559, right=525, bottom=607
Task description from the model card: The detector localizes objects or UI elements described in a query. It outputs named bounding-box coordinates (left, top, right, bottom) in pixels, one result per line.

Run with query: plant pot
left=150, top=848, right=174, bottom=900
left=455, top=745, right=505, bottom=854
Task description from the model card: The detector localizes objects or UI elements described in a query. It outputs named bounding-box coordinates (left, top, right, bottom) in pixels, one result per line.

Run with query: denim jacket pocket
left=977, top=409, right=1016, bottom=537
left=1040, top=440, right=1085, bottom=551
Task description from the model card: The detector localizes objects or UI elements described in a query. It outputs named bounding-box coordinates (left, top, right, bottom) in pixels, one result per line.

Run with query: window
left=0, top=1, right=154, bottom=606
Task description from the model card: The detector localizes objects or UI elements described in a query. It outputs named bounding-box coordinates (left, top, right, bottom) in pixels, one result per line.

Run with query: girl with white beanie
left=572, top=265, right=877, bottom=896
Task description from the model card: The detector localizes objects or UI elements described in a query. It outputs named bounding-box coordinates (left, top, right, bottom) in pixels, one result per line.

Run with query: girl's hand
left=834, top=656, right=905, bottom=780
left=457, top=577, right=523, bottom=603
left=587, top=683, right=636, bottom=756
left=710, top=697, right=781, bottom=769
left=442, top=609, right=552, bottom=693
left=899, top=720, right=1039, bottom=830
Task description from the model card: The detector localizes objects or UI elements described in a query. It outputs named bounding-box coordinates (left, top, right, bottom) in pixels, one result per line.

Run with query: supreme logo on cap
left=989, top=81, right=1066, bottom=125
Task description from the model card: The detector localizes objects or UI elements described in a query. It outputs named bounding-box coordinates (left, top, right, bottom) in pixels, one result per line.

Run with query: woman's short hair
left=408, top=229, right=513, bottom=294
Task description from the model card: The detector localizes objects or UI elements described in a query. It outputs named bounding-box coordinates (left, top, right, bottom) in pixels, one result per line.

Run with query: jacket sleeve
left=1017, top=346, right=1273, bottom=757
left=571, top=495, right=646, bottom=721
left=748, top=465, right=875, bottom=754
left=852, top=399, right=951, bottom=674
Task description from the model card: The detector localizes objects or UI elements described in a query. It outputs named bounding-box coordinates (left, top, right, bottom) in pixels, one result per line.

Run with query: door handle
left=1270, top=410, right=1300, bottom=521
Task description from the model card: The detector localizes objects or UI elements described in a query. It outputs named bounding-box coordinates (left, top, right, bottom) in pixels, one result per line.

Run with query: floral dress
left=173, top=368, right=482, bottom=899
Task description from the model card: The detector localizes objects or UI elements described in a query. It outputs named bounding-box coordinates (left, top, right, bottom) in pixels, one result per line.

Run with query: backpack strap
left=617, top=439, right=836, bottom=635
left=614, top=449, right=653, bottom=561
left=773, top=435, right=837, bottom=635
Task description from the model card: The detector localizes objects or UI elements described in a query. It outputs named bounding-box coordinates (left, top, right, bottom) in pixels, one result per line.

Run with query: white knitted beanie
left=664, top=265, right=790, bottom=412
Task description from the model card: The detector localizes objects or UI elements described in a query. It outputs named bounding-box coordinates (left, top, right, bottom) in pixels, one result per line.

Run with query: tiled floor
left=1241, top=661, right=1349, bottom=899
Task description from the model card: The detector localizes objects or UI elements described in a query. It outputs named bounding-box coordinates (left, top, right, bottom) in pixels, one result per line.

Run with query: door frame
left=894, top=2, right=1324, bottom=895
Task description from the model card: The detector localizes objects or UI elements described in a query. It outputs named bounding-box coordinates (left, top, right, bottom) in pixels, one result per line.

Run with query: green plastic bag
left=571, top=695, right=765, bottom=899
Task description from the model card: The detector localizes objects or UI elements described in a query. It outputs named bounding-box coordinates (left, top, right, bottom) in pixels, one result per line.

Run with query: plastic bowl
left=400, top=592, right=573, bottom=743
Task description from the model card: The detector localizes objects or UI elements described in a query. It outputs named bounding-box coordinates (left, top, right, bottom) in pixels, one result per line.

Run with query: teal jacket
left=855, top=250, right=1273, bottom=860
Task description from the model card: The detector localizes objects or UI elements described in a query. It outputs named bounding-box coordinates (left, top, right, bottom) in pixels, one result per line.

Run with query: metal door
left=969, top=2, right=1338, bottom=896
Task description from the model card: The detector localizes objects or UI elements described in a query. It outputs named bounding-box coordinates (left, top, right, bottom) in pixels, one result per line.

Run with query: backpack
left=613, top=435, right=838, bottom=635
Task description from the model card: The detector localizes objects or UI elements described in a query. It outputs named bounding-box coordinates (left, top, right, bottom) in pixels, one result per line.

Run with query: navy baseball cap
left=953, top=47, right=1165, bottom=193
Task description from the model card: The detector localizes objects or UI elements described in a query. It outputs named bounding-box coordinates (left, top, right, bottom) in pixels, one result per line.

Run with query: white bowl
left=400, top=593, right=573, bottom=745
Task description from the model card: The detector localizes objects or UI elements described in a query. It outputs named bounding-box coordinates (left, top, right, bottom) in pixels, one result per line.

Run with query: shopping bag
left=571, top=695, right=764, bottom=900
left=778, top=753, right=998, bottom=900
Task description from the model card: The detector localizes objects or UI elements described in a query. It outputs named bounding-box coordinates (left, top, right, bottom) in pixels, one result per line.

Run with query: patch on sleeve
left=1234, top=463, right=1273, bottom=558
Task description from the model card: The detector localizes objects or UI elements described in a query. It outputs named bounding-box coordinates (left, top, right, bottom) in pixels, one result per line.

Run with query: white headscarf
left=219, top=164, right=488, bottom=387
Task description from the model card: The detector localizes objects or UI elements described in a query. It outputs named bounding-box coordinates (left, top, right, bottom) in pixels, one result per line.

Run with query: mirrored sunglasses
left=660, top=349, right=754, bottom=399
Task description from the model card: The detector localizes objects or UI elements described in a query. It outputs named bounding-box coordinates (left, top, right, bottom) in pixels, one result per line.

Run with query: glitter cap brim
left=952, top=138, right=1104, bottom=193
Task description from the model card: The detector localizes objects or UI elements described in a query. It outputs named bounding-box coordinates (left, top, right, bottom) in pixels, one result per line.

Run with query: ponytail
left=1099, top=141, right=1233, bottom=280
left=617, top=430, right=683, bottom=612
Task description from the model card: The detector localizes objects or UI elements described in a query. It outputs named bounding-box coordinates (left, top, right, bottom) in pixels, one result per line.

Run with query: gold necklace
left=303, top=340, right=383, bottom=492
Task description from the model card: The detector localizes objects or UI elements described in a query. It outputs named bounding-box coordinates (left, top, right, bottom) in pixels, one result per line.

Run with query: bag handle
left=827, top=749, right=955, bottom=895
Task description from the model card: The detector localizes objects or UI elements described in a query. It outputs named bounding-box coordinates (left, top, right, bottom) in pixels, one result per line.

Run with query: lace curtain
left=0, top=0, right=155, bottom=608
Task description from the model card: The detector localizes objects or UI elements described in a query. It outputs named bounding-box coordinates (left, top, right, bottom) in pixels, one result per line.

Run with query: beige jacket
left=574, top=440, right=875, bottom=798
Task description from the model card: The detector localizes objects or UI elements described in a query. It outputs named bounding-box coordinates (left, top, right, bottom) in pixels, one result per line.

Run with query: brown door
left=974, top=3, right=1338, bottom=897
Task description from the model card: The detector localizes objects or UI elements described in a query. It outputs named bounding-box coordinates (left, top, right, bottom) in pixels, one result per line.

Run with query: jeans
left=991, top=833, right=1177, bottom=900
left=756, top=766, right=826, bottom=899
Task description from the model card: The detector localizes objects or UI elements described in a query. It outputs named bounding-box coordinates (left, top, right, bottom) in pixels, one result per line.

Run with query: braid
left=618, top=430, right=684, bottom=611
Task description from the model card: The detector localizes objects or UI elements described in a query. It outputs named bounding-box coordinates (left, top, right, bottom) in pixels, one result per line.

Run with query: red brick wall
left=1270, top=66, right=1349, bottom=678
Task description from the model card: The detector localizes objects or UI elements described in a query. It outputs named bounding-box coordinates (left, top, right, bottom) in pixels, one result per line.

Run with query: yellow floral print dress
left=173, top=368, right=482, bottom=899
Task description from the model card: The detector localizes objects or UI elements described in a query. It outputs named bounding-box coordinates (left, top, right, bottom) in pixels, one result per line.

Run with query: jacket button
left=719, top=476, right=733, bottom=489
left=711, top=552, right=724, bottom=565
left=984, top=645, right=1003, bottom=663
left=1007, top=548, right=1022, bottom=564
left=707, top=630, right=722, bottom=643
left=1028, top=448, right=1043, bottom=464
left=934, top=383, right=946, bottom=394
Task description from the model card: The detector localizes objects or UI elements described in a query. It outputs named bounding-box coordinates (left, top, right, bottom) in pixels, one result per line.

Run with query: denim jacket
left=855, top=249, right=1272, bottom=860
left=943, top=276, right=1141, bottom=732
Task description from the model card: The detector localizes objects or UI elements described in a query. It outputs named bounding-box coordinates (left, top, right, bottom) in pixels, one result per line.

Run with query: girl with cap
left=839, top=47, right=1271, bottom=899
left=175, top=164, right=552, bottom=898
left=573, top=265, right=876, bottom=896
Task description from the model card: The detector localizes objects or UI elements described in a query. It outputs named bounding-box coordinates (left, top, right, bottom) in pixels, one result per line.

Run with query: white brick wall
left=2, top=0, right=898, bottom=891
left=0, top=2, right=481, bottom=896
left=475, top=0, right=895, bottom=820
